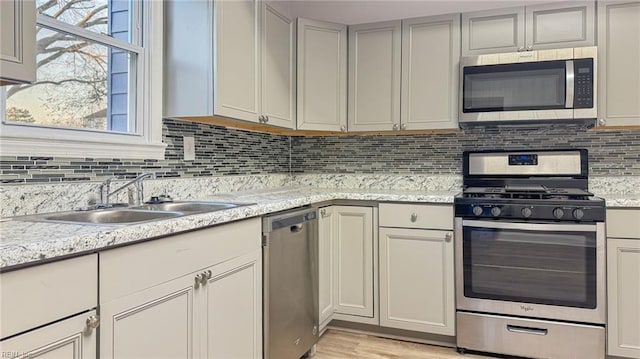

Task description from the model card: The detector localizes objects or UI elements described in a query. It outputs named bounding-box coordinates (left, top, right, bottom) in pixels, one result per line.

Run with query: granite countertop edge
left=1, top=187, right=638, bottom=270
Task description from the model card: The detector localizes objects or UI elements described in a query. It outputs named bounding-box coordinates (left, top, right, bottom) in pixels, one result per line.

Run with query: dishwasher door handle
left=290, top=224, right=304, bottom=233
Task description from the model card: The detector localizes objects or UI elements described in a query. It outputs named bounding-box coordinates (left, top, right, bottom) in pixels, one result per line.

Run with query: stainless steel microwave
left=459, top=47, right=597, bottom=124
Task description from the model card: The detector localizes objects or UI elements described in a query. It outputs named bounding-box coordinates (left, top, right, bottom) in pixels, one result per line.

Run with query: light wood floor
left=314, top=330, right=493, bottom=359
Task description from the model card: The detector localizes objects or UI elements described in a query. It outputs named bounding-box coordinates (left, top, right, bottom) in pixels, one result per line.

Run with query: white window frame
left=0, top=1, right=166, bottom=160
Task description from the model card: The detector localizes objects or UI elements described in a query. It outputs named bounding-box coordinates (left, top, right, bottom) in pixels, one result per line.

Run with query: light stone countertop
left=2, top=184, right=638, bottom=271
left=0, top=187, right=458, bottom=270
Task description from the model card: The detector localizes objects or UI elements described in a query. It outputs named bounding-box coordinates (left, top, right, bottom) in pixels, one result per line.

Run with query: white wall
left=290, top=0, right=566, bottom=24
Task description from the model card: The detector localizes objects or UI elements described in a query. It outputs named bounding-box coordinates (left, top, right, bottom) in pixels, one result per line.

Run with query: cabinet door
left=202, top=250, right=261, bottom=359
left=379, top=228, right=455, bottom=336
left=214, top=0, right=261, bottom=123
left=597, top=1, right=640, bottom=127
left=0, top=0, right=35, bottom=85
left=0, top=310, right=97, bottom=359
left=100, top=273, right=199, bottom=359
left=261, top=3, right=295, bottom=129
left=347, top=21, right=401, bottom=132
left=318, top=206, right=335, bottom=329
left=333, top=206, right=374, bottom=317
left=462, top=7, right=525, bottom=56
left=607, top=237, right=640, bottom=358
left=525, top=1, right=595, bottom=51
left=297, top=18, right=347, bottom=131
left=401, top=14, right=460, bottom=130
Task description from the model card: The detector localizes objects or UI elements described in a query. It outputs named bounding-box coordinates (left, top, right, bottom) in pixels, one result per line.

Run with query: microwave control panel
left=573, top=58, right=594, bottom=108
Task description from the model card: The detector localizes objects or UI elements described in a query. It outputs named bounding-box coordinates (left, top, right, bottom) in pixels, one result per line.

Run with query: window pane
left=36, top=0, right=133, bottom=43
left=4, top=26, right=136, bottom=133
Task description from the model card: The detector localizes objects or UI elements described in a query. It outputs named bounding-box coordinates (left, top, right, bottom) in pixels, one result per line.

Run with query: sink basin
left=12, top=201, right=252, bottom=226
left=133, top=201, right=244, bottom=214
left=38, top=209, right=183, bottom=225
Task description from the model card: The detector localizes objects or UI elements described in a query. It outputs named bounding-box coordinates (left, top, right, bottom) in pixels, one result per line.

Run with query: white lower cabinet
left=318, top=205, right=376, bottom=329
left=607, top=209, right=640, bottom=358
left=0, top=310, right=97, bottom=359
left=99, top=218, right=262, bottom=359
left=378, top=203, right=455, bottom=336
left=0, top=255, right=98, bottom=358
left=379, top=228, right=454, bottom=335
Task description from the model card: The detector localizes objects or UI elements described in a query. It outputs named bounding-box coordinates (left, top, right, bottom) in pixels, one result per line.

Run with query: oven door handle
left=462, top=220, right=596, bottom=232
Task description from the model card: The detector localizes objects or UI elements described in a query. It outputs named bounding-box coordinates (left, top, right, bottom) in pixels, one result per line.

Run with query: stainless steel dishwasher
left=263, top=207, right=319, bottom=359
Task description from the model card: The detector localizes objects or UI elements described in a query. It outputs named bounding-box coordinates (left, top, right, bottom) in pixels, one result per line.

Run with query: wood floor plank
left=315, top=330, right=493, bottom=359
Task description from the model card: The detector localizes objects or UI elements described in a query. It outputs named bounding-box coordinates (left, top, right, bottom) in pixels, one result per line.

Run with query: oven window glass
left=462, top=225, right=596, bottom=308
left=463, top=60, right=566, bottom=112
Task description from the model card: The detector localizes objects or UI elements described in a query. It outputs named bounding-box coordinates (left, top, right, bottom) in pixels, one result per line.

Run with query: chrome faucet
left=100, top=172, right=156, bottom=206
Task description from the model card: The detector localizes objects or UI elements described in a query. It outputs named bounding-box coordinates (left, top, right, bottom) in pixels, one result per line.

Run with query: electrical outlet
left=183, top=136, right=195, bottom=161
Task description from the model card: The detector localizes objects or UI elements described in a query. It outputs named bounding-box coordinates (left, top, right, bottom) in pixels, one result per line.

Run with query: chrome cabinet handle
left=264, top=115, right=269, bottom=123
left=400, top=123, right=407, bottom=130
left=526, top=45, right=533, bottom=51
left=518, top=47, right=525, bottom=52
left=410, top=212, right=418, bottom=222
left=598, top=118, right=606, bottom=126
left=445, top=233, right=452, bottom=242
left=392, top=123, right=399, bottom=131
left=320, top=208, right=326, bottom=217
left=86, top=315, right=100, bottom=331
left=258, top=115, right=264, bottom=123
left=195, top=273, right=204, bottom=288
left=204, top=270, right=212, bottom=281
left=340, top=125, right=346, bottom=132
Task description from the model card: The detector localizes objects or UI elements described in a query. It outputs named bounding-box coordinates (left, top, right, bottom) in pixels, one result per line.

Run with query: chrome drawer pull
left=507, top=325, right=548, bottom=336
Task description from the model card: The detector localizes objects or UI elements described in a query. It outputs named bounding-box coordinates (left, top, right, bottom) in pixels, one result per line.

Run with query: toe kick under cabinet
left=99, top=218, right=262, bottom=359
left=378, top=203, right=455, bottom=336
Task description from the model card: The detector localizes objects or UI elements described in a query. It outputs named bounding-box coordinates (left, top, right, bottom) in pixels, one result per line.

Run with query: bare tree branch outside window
left=5, top=0, right=131, bottom=131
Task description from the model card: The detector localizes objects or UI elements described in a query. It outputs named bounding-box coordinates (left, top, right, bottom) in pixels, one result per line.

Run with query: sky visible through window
left=4, top=0, right=133, bottom=133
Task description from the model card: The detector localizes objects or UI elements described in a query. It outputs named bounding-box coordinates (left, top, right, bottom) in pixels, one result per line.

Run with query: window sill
left=0, top=135, right=167, bottom=160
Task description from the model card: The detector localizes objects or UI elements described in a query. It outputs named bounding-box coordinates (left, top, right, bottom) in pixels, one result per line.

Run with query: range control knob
left=573, top=208, right=585, bottom=220
left=521, top=207, right=532, bottom=218
left=472, top=206, right=484, bottom=216
left=553, top=208, right=565, bottom=219
left=491, top=207, right=501, bottom=217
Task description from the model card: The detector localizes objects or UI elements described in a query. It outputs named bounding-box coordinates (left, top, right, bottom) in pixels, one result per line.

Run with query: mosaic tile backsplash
left=0, top=120, right=639, bottom=184
left=0, top=119, right=291, bottom=184
left=291, top=123, right=640, bottom=175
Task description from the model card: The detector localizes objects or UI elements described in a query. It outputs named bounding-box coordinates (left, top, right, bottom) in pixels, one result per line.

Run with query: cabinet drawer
left=607, top=209, right=640, bottom=239
left=0, top=255, right=97, bottom=339
left=379, top=203, right=453, bottom=230
left=100, top=218, right=261, bottom=302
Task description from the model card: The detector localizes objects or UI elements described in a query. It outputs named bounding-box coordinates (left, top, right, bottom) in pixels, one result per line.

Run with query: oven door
left=455, top=219, right=605, bottom=324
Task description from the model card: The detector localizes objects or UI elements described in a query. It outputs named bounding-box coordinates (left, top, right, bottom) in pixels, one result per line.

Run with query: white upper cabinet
left=347, top=21, right=401, bottom=132
left=401, top=14, right=460, bottom=130
left=164, top=0, right=295, bottom=128
left=0, top=0, right=36, bottom=85
left=261, top=3, right=295, bottom=128
left=462, top=7, right=525, bottom=56
left=462, top=1, right=595, bottom=56
left=297, top=18, right=348, bottom=131
left=214, top=0, right=261, bottom=122
left=597, top=0, right=640, bottom=127
left=525, top=1, right=595, bottom=51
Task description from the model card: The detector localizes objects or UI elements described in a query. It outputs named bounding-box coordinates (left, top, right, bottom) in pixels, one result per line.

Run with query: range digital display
left=508, top=154, right=538, bottom=165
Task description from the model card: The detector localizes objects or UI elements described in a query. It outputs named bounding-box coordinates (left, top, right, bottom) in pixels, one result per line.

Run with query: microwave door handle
left=565, top=60, right=574, bottom=108
left=462, top=220, right=596, bottom=232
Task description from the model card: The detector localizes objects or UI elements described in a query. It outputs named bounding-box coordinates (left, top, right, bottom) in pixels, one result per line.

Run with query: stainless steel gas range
left=454, top=149, right=606, bottom=359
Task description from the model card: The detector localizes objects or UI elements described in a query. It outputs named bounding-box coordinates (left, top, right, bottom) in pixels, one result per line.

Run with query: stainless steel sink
left=132, top=201, right=243, bottom=214
left=40, top=209, right=183, bottom=225
left=11, top=201, right=253, bottom=226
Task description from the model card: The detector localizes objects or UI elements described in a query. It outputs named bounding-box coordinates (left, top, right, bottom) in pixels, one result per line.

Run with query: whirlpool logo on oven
left=520, top=305, right=534, bottom=312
